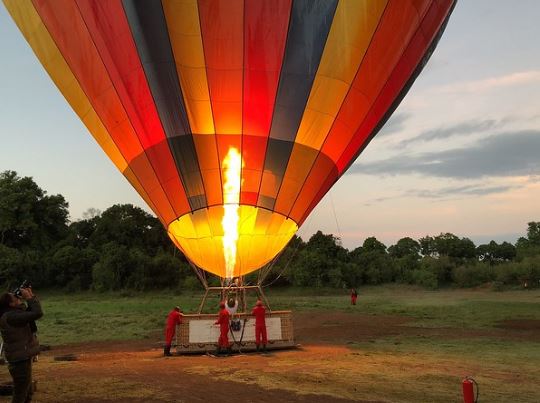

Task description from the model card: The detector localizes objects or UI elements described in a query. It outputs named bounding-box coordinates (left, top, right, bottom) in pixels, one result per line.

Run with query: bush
left=452, top=263, right=494, bottom=288
left=91, top=243, right=133, bottom=291
left=393, top=255, right=421, bottom=283
left=341, top=262, right=362, bottom=288
left=495, top=257, right=540, bottom=288
left=91, top=260, right=116, bottom=292
left=409, top=269, right=438, bottom=289
left=420, top=256, right=455, bottom=286
left=47, top=245, right=97, bottom=289
left=183, top=276, right=202, bottom=291
left=0, top=244, right=24, bottom=287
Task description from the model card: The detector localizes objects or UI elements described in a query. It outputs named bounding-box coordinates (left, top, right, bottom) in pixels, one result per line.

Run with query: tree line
left=1, top=170, right=539, bottom=291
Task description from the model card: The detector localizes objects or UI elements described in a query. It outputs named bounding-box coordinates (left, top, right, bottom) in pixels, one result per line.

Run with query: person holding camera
left=0, top=285, right=43, bottom=403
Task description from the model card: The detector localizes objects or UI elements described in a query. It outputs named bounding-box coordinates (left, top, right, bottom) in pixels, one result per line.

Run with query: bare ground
left=0, top=311, right=538, bottom=402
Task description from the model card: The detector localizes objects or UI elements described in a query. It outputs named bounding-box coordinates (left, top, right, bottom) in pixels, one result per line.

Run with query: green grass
left=37, top=285, right=540, bottom=345
left=38, top=290, right=205, bottom=344
left=269, top=285, right=540, bottom=327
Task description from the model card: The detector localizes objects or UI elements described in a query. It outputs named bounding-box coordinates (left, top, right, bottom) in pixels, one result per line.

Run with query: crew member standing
left=251, top=299, right=267, bottom=352
left=215, top=301, right=230, bottom=355
left=350, top=289, right=358, bottom=305
left=164, top=306, right=182, bottom=356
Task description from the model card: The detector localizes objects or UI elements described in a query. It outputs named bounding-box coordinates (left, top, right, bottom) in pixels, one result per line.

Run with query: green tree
left=388, top=237, right=421, bottom=259
left=516, top=222, right=540, bottom=259
left=389, top=237, right=421, bottom=281
left=351, top=237, right=394, bottom=284
left=0, top=170, right=68, bottom=250
left=47, top=245, right=98, bottom=289
left=88, top=204, right=168, bottom=253
left=288, top=232, right=348, bottom=287
left=0, top=244, right=23, bottom=287
left=91, top=243, right=134, bottom=291
left=527, top=221, right=540, bottom=246
left=419, top=235, right=436, bottom=257
left=362, top=237, right=387, bottom=254
left=419, top=255, right=455, bottom=286
left=477, top=240, right=516, bottom=263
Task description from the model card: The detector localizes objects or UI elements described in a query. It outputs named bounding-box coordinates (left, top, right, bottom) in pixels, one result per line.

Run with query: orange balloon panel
left=5, top=0, right=456, bottom=277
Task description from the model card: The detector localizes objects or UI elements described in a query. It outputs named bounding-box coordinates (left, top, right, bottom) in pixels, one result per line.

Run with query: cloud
left=399, top=118, right=503, bottom=147
left=437, top=70, right=540, bottom=93
left=377, top=112, right=411, bottom=137
left=349, top=130, right=540, bottom=179
left=362, top=184, right=516, bottom=206
left=406, top=184, right=517, bottom=199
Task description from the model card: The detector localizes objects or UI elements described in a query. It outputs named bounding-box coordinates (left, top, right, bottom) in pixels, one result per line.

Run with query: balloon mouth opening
left=167, top=205, right=298, bottom=278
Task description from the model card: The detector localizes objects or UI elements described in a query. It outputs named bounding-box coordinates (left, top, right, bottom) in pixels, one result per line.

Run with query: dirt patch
left=495, top=319, right=540, bottom=331
left=294, top=311, right=411, bottom=344
left=294, top=311, right=540, bottom=343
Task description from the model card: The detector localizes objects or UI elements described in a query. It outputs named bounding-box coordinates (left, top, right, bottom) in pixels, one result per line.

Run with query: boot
left=256, top=344, right=260, bottom=352
left=164, top=345, right=172, bottom=356
left=262, top=344, right=267, bottom=354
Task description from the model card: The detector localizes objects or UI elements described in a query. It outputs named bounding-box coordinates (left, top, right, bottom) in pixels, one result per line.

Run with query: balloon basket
left=173, top=310, right=296, bottom=354
left=175, top=268, right=297, bottom=354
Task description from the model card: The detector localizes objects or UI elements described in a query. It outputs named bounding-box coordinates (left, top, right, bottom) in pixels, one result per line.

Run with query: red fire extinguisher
left=462, top=376, right=479, bottom=403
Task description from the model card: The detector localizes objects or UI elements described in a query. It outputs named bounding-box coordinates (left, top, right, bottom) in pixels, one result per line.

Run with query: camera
left=13, top=280, right=32, bottom=299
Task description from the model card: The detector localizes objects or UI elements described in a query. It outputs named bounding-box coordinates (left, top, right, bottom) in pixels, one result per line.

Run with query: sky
left=1, top=1, right=539, bottom=250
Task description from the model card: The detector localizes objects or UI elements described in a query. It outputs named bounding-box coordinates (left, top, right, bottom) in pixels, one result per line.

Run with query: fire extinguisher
left=462, top=376, right=479, bottom=403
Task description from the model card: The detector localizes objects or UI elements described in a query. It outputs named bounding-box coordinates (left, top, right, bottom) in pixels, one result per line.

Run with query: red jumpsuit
left=251, top=305, right=267, bottom=347
left=165, top=309, right=182, bottom=348
left=351, top=290, right=358, bottom=305
left=215, top=308, right=230, bottom=348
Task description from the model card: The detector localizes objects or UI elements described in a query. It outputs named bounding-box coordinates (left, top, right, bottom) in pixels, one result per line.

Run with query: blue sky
left=1, top=1, right=539, bottom=250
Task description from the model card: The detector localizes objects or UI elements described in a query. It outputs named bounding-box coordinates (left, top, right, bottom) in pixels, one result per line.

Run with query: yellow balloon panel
left=167, top=206, right=298, bottom=277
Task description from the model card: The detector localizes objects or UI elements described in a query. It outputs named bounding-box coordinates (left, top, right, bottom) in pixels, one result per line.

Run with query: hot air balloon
left=3, top=0, right=456, bottom=282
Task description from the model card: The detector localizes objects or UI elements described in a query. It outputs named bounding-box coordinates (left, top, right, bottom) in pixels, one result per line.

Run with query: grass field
left=38, top=285, right=540, bottom=344
left=14, top=286, right=540, bottom=402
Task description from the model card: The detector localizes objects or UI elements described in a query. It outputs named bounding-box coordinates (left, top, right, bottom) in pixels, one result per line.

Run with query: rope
left=329, top=190, right=342, bottom=240
left=260, top=213, right=315, bottom=288
left=228, top=317, right=248, bottom=353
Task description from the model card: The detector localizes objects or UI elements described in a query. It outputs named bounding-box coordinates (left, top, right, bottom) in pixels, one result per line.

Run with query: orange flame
left=222, top=147, right=242, bottom=279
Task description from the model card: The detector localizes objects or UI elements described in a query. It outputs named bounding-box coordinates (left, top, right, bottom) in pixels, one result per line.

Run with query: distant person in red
left=214, top=301, right=230, bottom=355
left=164, top=306, right=182, bottom=356
left=252, top=299, right=267, bottom=352
left=351, top=289, right=358, bottom=305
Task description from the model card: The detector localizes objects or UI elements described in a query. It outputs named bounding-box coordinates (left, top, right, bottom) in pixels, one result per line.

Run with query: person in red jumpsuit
left=251, top=299, right=267, bottom=352
left=351, top=289, right=358, bottom=305
left=214, top=301, right=230, bottom=355
left=164, top=306, right=182, bottom=356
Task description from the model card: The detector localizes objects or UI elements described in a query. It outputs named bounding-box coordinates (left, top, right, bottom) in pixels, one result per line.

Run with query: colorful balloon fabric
left=4, top=0, right=456, bottom=278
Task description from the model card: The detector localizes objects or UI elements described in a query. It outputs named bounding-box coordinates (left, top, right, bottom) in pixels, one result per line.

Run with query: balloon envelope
left=4, top=0, right=455, bottom=277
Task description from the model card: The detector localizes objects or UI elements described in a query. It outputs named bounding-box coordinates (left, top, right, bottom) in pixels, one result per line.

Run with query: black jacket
left=0, top=297, right=43, bottom=362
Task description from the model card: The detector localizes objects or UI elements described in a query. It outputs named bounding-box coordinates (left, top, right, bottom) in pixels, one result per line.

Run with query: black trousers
left=8, top=359, right=33, bottom=403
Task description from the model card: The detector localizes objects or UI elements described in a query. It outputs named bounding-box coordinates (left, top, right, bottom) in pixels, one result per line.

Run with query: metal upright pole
left=198, top=287, right=209, bottom=314
left=257, top=284, right=271, bottom=312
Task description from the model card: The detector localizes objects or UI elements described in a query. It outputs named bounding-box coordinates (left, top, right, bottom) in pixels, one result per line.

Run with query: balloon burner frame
left=174, top=269, right=296, bottom=354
